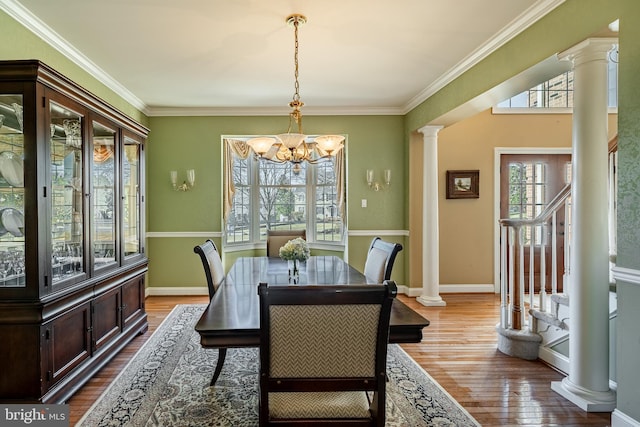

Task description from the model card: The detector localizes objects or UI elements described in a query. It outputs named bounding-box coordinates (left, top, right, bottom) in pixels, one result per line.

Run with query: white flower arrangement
left=279, top=237, right=310, bottom=262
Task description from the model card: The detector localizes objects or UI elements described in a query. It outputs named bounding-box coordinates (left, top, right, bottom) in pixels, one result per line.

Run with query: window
left=496, top=55, right=618, bottom=109
left=506, top=157, right=571, bottom=246
left=224, top=138, right=344, bottom=248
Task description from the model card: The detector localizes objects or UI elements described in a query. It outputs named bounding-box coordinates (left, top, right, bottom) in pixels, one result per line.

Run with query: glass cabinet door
left=123, top=134, right=142, bottom=259
left=0, top=95, right=25, bottom=287
left=92, top=121, right=117, bottom=270
left=50, top=102, right=85, bottom=283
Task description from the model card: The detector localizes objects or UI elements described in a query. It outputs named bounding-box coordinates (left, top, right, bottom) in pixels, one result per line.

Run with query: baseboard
left=538, top=346, right=570, bottom=374
left=404, top=284, right=494, bottom=297
left=146, top=287, right=209, bottom=297
left=612, top=409, right=640, bottom=427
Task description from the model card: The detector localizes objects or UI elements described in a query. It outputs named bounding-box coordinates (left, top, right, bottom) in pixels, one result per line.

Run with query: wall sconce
left=366, top=169, right=391, bottom=191
left=170, top=169, right=195, bottom=191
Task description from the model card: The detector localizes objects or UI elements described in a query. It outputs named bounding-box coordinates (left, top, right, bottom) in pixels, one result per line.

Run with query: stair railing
left=498, top=183, right=571, bottom=331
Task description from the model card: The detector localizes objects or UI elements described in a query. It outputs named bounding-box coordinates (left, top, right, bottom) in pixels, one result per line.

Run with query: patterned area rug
left=78, top=304, right=479, bottom=426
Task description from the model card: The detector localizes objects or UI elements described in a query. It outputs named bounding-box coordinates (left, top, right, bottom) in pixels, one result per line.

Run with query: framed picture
left=446, top=170, right=479, bottom=199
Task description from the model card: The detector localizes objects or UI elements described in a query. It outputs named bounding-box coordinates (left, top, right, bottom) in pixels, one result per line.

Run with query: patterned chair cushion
left=269, top=304, right=380, bottom=378
left=269, top=391, right=371, bottom=419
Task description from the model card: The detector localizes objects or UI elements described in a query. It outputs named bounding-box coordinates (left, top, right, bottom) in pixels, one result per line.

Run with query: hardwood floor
left=67, top=293, right=612, bottom=426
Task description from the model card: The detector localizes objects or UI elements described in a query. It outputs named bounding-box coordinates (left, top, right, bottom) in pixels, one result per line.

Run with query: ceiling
left=4, top=0, right=564, bottom=116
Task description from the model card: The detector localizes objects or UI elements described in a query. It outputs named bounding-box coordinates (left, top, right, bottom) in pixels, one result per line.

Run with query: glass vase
left=288, top=259, right=299, bottom=283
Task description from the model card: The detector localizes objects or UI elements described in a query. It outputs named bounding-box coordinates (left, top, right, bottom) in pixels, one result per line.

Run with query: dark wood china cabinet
left=0, top=60, right=148, bottom=403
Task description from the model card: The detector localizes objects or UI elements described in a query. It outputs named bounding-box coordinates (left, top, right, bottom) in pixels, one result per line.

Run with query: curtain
left=333, top=149, right=346, bottom=225
left=93, top=145, right=114, bottom=163
left=223, top=138, right=251, bottom=223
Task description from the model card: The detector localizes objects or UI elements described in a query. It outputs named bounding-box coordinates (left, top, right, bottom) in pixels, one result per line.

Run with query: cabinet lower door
left=92, top=287, right=122, bottom=352
left=44, top=303, right=91, bottom=389
left=122, top=276, right=145, bottom=330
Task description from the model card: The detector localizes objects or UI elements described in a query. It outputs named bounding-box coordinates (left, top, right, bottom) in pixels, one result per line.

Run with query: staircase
left=496, top=184, right=617, bottom=370
left=497, top=138, right=618, bottom=375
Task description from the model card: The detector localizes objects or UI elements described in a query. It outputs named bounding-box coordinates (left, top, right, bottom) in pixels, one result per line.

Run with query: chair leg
left=210, top=348, right=227, bottom=386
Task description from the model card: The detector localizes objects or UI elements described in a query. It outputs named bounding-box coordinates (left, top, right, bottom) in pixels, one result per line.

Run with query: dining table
left=195, top=256, right=430, bottom=348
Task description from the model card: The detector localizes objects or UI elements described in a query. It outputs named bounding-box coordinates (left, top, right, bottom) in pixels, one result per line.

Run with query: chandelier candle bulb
left=366, top=169, right=375, bottom=186
left=170, top=170, right=178, bottom=186
left=384, top=169, right=391, bottom=186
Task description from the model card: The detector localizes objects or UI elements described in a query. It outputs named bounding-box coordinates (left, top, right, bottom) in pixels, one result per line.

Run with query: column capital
left=558, top=37, right=618, bottom=65
left=418, top=125, right=444, bottom=138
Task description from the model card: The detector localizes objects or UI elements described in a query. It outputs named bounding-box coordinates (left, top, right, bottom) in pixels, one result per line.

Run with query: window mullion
left=251, top=156, right=261, bottom=243
left=307, top=164, right=316, bottom=243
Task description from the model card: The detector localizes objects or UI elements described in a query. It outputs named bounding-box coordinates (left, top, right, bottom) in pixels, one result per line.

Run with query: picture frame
left=446, top=170, right=479, bottom=199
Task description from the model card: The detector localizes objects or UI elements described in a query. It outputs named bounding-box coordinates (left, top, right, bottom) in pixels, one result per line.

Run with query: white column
left=551, top=38, right=617, bottom=412
left=417, top=125, right=446, bottom=307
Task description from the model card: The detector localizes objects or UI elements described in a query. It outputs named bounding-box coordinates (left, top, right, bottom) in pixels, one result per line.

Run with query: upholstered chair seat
left=269, top=391, right=371, bottom=419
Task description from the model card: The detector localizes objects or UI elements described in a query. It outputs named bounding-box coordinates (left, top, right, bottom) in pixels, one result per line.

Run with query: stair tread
left=550, top=293, right=570, bottom=306
left=529, top=308, right=569, bottom=330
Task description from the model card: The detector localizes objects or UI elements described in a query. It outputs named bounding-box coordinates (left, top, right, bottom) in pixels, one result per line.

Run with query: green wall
left=612, top=1, right=640, bottom=422
left=146, top=115, right=406, bottom=288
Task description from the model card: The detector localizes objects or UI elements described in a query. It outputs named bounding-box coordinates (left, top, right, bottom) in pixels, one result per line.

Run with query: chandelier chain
left=245, top=13, right=344, bottom=169
left=293, top=18, right=300, bottom=104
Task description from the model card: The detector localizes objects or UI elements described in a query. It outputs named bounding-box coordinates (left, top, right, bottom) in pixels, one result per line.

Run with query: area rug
left=78, top=304, right=479, bottom=426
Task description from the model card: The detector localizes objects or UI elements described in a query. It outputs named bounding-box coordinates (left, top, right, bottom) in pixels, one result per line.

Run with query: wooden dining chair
left=258, top=281, right=397, bottom=426
left=363, top=237, right=403, bottom=282
left=193, top=239, right=227, bottom=386
left=266, top=229, right=306, bottom=257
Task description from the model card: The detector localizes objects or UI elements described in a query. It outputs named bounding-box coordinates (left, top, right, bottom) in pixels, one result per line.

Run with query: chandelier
left=247, top=14, right=345, bottom=173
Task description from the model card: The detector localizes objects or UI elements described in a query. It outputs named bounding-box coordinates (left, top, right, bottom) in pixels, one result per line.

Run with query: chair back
left=363, top=237, right=403, bottom=282
left=266, top=229, right=306, bottom=257
left=193, top=239, right=225, bottom=299
left=258, top=281, right=397, bottom=426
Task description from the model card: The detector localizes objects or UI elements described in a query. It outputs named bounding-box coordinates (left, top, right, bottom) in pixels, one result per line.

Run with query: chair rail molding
left=612, top=266, right=640, bottom=286
left=146, top=231, right=223, bottom=238
left=348, top=230, right=409, bottom=237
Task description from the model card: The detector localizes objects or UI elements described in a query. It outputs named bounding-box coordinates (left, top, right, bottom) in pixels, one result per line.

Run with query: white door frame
left=492, top=147, right=572, bottom=293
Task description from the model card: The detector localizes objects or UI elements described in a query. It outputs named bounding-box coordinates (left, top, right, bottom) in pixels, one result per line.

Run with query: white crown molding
left=0, top=0, right=147, bottom=112
left=402, top=0, right=566, bottom=114
left=144, top=105, right=404, bottom=117
left=2, top=0, right=564, bottom=117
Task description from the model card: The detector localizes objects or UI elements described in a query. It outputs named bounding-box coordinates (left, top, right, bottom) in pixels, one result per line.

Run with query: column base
left=551, top=377, right=616, bottom=412
left=417, top=295, right=446, bottom=307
